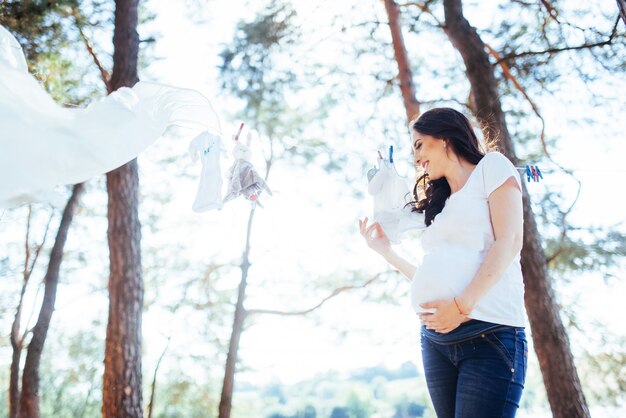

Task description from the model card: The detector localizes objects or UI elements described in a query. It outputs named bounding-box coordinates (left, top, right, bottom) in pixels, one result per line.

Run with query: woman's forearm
left=457, top=237, right=521, bottom=313
left=382, top=249, right=417, bottom=280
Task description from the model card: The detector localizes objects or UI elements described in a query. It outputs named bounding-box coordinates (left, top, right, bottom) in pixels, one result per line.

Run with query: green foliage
left=219, top=1, right=298, bottom=128
left=36, top=327, right=104, bottom=418
left=152, top=378, right=215, bottom=418
left=0, top=366, right=8, bottom=416
left=0, top=0, right=80, bottom=63
left=345, top=390, right=371, bottom=418
left=393, top=399, right=425, bottom=418
left=545, top=227, right=626, bottom=277
left=0, top=0, right=106, bottom=104
left=329, top=407, right=350, bottom=418
left=581, top=348, right=626, bottom=403
left=267, top=405, right=316, bottom=418
left=257, top=364, right=433, bottom=418
left=218, top=1, right=341, bottom=172
left=534, top=187, right=626, bottom=279
left=487, top=0, right=626, bottom=87
left=350, top=362, right=418, bottom=383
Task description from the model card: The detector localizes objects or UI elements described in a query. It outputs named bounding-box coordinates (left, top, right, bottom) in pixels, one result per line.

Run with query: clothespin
left=522, top=165, right=543, bottom=182
left=377, top=150, right=383, bottom=160
left=530, top=165, right=539, bottom=182
left=233, top=122, right=244, bottom=141
left=530, top=165, right=543, bottom=182
left=389, top=145, right=394, bottom=164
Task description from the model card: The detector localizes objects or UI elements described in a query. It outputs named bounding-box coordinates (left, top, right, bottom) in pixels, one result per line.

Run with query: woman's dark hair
left=408, top=108, right=488, bottom=226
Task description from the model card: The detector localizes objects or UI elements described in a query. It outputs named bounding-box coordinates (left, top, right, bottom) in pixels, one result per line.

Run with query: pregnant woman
left=359, top=108, right=527, bottom=418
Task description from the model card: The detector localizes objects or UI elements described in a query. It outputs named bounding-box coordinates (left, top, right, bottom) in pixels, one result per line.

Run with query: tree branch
left=246, top=272, right=385, bottom=316
left=71, top=7, right=111, bottom=92
left=147, top=336, right=171, bottom=418
left=23, top=205, right=32, bottom=282
left=398, top=1, right=442, bottom=26
left=9, top=203, right=56, bottom=418
left=384, top=0, right=421, bottom=122
left=484, top=43, right=548, bottom=155
left=494, top=33, right=620, bottom=65
left=540, top=0, right=561, bottom=24
left=19, top=183, right=84, bottom=417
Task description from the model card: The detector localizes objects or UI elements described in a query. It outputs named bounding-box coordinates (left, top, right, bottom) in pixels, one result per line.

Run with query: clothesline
left=514, top=167, right=626, bottom=172
left=347, top=146, right=626, bottom=175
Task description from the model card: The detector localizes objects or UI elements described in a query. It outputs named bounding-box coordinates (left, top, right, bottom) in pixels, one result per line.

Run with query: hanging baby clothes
left=188, top=131, right=224, bottom=211
left=223, top=137, right=272, bottom=206
left=367, top=147, right=425, bottom=244
left=0, top=25, right=221, bottom=208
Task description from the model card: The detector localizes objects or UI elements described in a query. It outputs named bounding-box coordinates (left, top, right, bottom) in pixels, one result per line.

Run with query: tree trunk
left=102, top=1, right=144, bottom=417
left=9, top=335, right=21, bottom=418
left=218, top=207, right=255, bottom=418
left=18, top=184, right=84, bottom=418
left=10, top=275, right=28, bottom=418
left=441, top=1, right=590, bottom=416
left=383, top=0, right=420, bottom=123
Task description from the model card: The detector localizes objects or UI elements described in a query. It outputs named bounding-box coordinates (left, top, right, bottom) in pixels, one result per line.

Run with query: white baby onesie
left=189, top=131, right=224, bottom=211
left=367, top=158, right=424, bottom=244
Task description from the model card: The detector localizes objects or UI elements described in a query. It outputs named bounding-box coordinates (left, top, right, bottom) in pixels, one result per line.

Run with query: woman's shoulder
left=482, top=151, right=510, bottom=162
left=479, top=151, right=517, bottom=171
left=480, top=151, right=521, bottom=194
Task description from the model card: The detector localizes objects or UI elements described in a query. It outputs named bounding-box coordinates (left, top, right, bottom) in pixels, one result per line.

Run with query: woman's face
left=411, top=131, right=449, bottom=180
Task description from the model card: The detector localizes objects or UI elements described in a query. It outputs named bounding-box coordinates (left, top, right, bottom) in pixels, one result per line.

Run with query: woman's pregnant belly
left=410, top=250, right=482, bottom=313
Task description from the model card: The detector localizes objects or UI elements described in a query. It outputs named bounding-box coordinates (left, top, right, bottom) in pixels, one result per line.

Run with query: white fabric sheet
left=0, top=25, right=221, bottom=208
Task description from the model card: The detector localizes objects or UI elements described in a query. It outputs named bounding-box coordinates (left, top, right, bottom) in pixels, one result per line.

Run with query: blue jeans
left=421, top=325, right=527, bottom=418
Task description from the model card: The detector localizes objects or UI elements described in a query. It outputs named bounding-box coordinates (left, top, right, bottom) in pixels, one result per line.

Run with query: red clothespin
left=233, top=122, right=244, bottom=141
left=377, top=150, right=383, bottom=160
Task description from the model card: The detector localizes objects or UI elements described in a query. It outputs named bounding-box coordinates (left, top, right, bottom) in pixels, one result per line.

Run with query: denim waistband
left=421, top=319, right=519, bottom=345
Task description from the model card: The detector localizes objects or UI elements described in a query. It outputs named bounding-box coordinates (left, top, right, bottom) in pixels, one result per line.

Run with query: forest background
left=1, top=0, right=625, bottom=417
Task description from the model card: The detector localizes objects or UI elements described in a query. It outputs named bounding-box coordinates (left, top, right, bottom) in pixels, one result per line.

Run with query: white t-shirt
left=410, top=151, right=527, bottom=327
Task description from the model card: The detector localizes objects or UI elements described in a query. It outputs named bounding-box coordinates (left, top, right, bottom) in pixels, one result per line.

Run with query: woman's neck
left=446, top=159, right=477, bottom=194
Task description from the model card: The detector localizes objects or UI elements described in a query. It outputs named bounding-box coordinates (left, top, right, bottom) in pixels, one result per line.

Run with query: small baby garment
left=221, top=138, right=272, bottom=206
left=223, top=159, right=272, bottom=205
left=367, top=156, right=424, bottom=243
left=189, top=131, right=224, bottom=211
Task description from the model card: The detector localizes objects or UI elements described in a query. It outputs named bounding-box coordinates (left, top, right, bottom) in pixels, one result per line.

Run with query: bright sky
left=1, top=0, right=625, bottom=396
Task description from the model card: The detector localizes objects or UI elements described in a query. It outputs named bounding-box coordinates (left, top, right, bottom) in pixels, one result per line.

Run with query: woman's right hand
left=359, top=217, right=417, bottom=280
left=359, top=217, right=392, bottom=257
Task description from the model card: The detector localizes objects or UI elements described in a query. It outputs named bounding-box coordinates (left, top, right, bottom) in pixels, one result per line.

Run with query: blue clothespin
left=389, top=145, right=394, bottom=164
left=520, top=164, right=544, bottom=183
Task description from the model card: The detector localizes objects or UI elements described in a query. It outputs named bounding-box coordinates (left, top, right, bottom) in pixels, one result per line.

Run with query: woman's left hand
left=419, top=299, right=468, bottom=334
